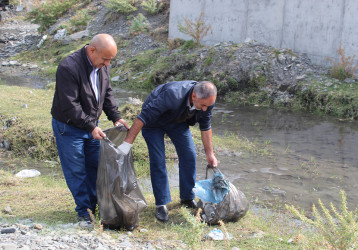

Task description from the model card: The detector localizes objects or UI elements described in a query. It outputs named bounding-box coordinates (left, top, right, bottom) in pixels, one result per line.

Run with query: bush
left=286, top=190, right=358, bottom=249
left=129, top=13, right=149, bottom=36
left=328, top=44, right=358, bottom=80
left=26, top=0, right=75, bottom=33
left=141, top=0, right=163, bottom=15
left=178, top=11, right=212, bottom=46
left=106, top=0, right=137, bottom=15
left=68, top=9, right=90, bottom=33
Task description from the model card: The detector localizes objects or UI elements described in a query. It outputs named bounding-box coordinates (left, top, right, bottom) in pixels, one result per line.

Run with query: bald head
left=89, top=34, right=117, bottom=53
left=86, top=34, right=117, bottom=68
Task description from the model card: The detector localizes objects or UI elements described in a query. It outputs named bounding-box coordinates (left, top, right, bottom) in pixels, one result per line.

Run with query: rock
left=54, top=29, right=67, bottom=41
left=126, top=97, right=142, bottom=105
left=22, top=104, right=28, bottom=108
left=1, top=228, right=16, bottom=234
left=111, top=76, right=120, bottom=82
left=15, top=169, right=41, bottom=178
left=0, top=243, right=17, bottom=250
left=3, top=140, right=10, bottom=150
left=344, top=78, right=355, bottom=83
left=68, top=30, right=89, bottom=41
left=33, top=224, right=43, bottom=230
left=3, top=206, right=12, bottom=214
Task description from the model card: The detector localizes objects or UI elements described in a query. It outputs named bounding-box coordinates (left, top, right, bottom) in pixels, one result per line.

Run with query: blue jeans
left=52, top=118, right=99, bottom=217
left=142, top=123, right=196, bottom=205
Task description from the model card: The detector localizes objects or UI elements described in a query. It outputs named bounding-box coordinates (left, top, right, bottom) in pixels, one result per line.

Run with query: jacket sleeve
left=137, top=89, right=175, bottom=126
left=56, top=66, right=97, bottom=132
left=197, top=104, right=214, bottom=131
left=102, top=82, right=122, bottom=123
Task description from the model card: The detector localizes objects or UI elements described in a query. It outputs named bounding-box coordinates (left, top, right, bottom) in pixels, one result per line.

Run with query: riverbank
left=1, top=84, right=357, bottom=249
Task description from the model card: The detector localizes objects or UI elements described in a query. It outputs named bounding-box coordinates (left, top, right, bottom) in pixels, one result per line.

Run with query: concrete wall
left=169, top=0, right=358, bottom=66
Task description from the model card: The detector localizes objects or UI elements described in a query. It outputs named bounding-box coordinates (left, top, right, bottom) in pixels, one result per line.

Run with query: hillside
left=1, top=0, right=358, bottom=118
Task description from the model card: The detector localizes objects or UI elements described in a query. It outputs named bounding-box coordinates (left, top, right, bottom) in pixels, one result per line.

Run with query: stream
left=1, top=73, right=358, bottom=211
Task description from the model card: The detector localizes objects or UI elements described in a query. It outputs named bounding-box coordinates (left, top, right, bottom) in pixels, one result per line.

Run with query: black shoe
left=155, top=206, right=169, bottom=222
left=78, top=214, right=91, bottom=222
left=180, top=199, right=197, bottom=209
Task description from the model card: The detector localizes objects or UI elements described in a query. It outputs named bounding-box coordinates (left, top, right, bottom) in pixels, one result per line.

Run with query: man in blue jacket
left=51, top=34, right=128, bottom=225
left=118, top=81, right=218, bottom=222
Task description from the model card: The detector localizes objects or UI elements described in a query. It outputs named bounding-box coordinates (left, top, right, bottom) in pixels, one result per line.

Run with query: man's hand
left=114, top=119, right=129, bottom=130
left=118, top=141, right=132, bottom=155
left=207, top=153, right=218, bottom=167
left=91, top=127, right=106, bottom=140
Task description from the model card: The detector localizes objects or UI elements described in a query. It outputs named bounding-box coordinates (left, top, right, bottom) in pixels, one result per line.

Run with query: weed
left=26, top=0, right=76, bottom=33
left=181, top=39, right=196, bottom=51
left=178, top=11, right=212, bottom=46
left=167, top=38, right=184, bottom=50
left=68, top=9, right=90, bottom=33
left=328, top=44, right=358, bottom=80
left=87, top=208, right=104, bottom=235
left=141, top=0, right=163, bottom=15
left=106, top=0, right=137, bottom=15
left=218, top=220, right=231, bottom=248
left=129, top=13, right=149, bottom=36
left=172, top=207, right=206, bottom=248
left=286, top=190, right=358, bottom=249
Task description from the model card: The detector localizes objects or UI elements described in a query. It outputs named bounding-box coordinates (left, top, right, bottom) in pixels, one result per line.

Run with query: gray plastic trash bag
left=195, top=166, right=248, bottom=225
left=96, top=126, right=147, bottom=230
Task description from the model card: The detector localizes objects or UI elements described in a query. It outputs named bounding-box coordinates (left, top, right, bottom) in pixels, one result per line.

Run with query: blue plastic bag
left=194, top=172, right=230, bottom=203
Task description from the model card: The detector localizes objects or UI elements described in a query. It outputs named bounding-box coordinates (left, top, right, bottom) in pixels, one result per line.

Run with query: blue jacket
left=138, top=81, right=214, bottom=131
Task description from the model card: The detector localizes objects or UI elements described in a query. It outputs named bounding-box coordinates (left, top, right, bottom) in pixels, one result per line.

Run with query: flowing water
left=1, top=74, right=357, bottom=211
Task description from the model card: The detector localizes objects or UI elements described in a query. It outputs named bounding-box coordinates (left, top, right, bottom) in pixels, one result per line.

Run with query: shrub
left=26, top=0, right=75, bottom=33
left=129, top=13, right=149, bottom=36
left=328, top=44, right=358, bottom=80
left=68, top=9, right=90, bottom=33
left=286, top=190, right=358, bottom=249
left=106, top=0, right=137, bottom=15
left=141, top=0, right=163, bottom=15
left=178, top=11, right=212, bottom=46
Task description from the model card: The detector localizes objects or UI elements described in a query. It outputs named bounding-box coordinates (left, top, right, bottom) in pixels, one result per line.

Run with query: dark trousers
left=142, top=123, right=196, bottom=205
left=52, top=118, right=99, bottom=217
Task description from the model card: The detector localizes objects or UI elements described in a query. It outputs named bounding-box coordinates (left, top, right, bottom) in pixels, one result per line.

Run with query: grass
left=2, top=164, right=346, bottom=249
left=1, top=85, right=356, bottom=248
left=0, top=167, right=313, bottom=249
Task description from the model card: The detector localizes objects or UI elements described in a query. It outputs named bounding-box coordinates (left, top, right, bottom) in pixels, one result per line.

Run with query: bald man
left=51, top=34, right=128, bottom=224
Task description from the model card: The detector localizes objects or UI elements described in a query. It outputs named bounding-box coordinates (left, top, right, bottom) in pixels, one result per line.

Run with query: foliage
left=167, top=38, right=185, bottom=50
left=105, top=0, right=137, bottom=15
left=25, top=0, right=75, bottom=33
left=286, top=190, right=358, bottom=249
left=129, top=13, right=149, bottom=35
left=68, top=9, right=90, bottom=33
left=328, top=44, right=358, bottom=80
left=180, top=39, right=196, bottom=51
left=294, top=82, right=358, bottom=119
left=141, top=0, right=163, bottom=15
left=178, top=11, right=212, bottom=46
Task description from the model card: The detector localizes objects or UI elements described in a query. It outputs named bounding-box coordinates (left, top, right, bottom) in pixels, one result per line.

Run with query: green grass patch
left=0, top=167, right=338, bottom=249
left=14, top=38, right=90, bottom=78
left=293, top=79, right=358, bottom=119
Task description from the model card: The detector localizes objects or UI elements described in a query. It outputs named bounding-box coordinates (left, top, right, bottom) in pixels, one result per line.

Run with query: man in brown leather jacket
left=51, top=34, right=128, bottom=224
